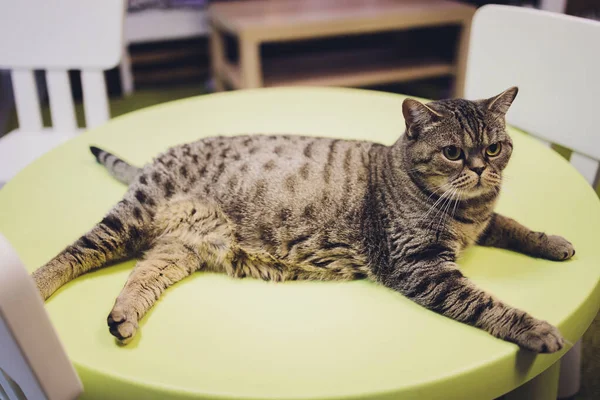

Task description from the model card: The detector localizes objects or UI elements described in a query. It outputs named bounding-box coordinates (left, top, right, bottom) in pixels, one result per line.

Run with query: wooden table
left=208, top=0, right=475, bottom=96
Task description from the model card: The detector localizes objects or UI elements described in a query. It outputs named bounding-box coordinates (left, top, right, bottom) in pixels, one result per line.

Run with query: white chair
left=465, top=5, right=600, bottom=398
left=0, top=0, right=126, bottom=186
left=0, top=233, right=83, bottom=400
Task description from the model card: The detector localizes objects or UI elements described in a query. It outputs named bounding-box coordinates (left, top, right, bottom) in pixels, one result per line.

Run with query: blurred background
left=1, top=0, right=598, bottom=137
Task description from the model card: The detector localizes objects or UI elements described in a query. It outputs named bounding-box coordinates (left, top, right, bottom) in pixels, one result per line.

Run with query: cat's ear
left=485, top=87, right=519, bottom=115
left=402, top=98, right=442, bottom=139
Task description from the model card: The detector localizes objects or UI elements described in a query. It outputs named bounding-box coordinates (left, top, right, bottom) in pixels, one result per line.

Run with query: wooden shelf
left=222, top=47, right=454, bottom=89
left=210, top=0, right=475, bottom=42
left=131, top=47, right=207, bottom=65
left=210, top=0, right=474, bottom=96
left=135, top=65, right=209, bottom=85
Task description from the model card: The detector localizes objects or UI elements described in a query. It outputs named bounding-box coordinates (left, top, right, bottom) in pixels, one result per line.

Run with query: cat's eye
left=486, top=143, right=502, bottom=157
left=443, top=146, right=463, bottom=161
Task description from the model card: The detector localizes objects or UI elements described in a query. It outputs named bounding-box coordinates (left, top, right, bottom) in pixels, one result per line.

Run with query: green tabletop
left=0, top=87, right=599, bottom=400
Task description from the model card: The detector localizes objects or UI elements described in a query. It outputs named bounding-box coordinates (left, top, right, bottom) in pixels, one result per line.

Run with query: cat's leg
left=106, top=238, right=201, bottom=342
left=382, top=254, right=564, bottom=353
left=32, top=185, right=156, bottom=300
left=107, top=197, right=235, bottom=342
left=477, top=213, right=575, bottom=260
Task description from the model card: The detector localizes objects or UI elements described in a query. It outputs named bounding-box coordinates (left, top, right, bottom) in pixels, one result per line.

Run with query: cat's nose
left=470, top=166, right=486, bottom=176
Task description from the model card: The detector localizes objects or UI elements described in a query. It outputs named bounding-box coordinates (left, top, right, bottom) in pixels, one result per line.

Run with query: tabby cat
left=33, top=87, right=574, bottom=353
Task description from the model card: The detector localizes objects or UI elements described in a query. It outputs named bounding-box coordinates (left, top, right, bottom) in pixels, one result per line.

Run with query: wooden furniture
left=208, top=0, right=475, bottom=95
left=0, top=233, right=83, bottom=400
left=1, top=87, right=599, bottom=399
left=0, top=0, right=125, bottom=186
left=120, top=7, right=210, bottom=94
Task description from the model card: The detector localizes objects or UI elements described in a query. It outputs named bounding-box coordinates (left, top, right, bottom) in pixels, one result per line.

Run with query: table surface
left=1, top=87, right=599, bottom=400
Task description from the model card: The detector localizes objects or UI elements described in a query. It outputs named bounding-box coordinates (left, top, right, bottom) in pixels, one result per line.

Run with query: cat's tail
left=89, top=146, right=141, bottom=185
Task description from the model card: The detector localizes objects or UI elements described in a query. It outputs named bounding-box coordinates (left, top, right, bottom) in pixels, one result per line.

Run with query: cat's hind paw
left=107, top=305, right=138, bottom=344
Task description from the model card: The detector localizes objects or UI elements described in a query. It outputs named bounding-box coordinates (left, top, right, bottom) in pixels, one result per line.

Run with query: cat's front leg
left=477, top=213, right=575, bottom=261
left=381, top=252, right=564, bottom=352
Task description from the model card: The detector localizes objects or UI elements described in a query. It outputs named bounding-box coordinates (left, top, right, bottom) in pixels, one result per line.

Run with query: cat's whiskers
left=421, top=185, right=453, bottom=217
left=425, top=182, right=452, bottom=203
left=425, top=186, right=455, bottom=231
left=451, top=189, right=462, bottom=221
left=422, top=196, right=453, bottom=231
left=434, top=187, right=458, bottom=233
left=433, top=175, right=470, bottom=232
left=419, top=186, right=454, bottom=222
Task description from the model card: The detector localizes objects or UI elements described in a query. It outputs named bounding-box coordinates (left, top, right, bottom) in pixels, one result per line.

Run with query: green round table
left=0, top=87, right=599, bottom=400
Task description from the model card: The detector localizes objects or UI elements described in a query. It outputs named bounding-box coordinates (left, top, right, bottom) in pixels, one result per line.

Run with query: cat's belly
left=227, top=222, right=372, bottom=282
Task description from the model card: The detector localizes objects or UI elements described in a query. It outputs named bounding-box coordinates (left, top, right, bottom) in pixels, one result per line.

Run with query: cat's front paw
left=107, top=305, right=138, bottom=344
left=512, top=319, right=564, bottom=353
left=534, top=233, right=575, bottom=261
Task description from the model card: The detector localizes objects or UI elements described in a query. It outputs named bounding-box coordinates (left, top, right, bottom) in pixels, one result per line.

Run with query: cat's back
left=147, top=134, right=373, bottom=228
left=140, top=134, right=372, bottom=266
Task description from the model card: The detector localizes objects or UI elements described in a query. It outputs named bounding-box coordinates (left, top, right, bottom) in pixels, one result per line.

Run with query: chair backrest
left=0, top=0, right=125, bottom=132
left=465, top=5, right=600, bottom=187
left=0, top=234, right=83, bottom=400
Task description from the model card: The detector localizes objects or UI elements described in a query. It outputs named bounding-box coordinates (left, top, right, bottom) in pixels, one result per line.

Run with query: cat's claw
left=107, top=306, right=138, bottom=344
left=513, top=320, right=564, bottom=353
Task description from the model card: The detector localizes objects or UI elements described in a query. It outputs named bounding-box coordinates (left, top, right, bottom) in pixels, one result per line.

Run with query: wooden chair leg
left=210, top=25, right=226, bottom=92
left=239, top=36, right=263, bottom=89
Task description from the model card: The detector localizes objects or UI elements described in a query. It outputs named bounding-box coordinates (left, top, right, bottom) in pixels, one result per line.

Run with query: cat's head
left=400, top=87, right=518, bottom=200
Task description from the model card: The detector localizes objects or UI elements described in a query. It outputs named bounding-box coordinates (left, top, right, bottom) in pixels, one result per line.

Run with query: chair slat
left=0, top=375, right=10, bottom=400
left=81, top=70, right=110, bottom=129
left=46, top=70, right=77, bottom=132
left=11, top=70, right=42, bottom=131
left=0, top=368, right=22, bottom=400
left=0, top=334, right=38, bottom=400
left=570, top=152, right=600, bottom=187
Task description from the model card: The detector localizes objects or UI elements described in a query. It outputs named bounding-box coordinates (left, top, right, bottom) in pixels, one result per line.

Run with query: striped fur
left=33, top=87, right=574, bottom=351
left=90, top=146, right=141, bottom=185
